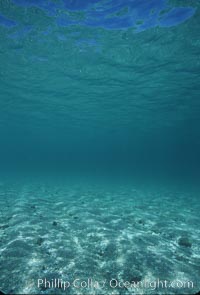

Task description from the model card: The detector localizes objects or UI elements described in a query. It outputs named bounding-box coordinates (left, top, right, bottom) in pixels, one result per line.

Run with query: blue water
left=0, top=1, right=200, bottom=294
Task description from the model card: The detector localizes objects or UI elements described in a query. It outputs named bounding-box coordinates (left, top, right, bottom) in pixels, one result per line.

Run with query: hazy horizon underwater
left=0, top=0, right=200, bottom=294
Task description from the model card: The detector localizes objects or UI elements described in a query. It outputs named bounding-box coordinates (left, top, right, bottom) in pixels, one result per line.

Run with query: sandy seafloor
left=0, top=181, right=200, bottom=295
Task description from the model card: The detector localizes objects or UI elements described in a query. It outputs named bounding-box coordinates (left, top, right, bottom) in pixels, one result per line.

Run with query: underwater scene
left=0, top=0, right=200, bottom=294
